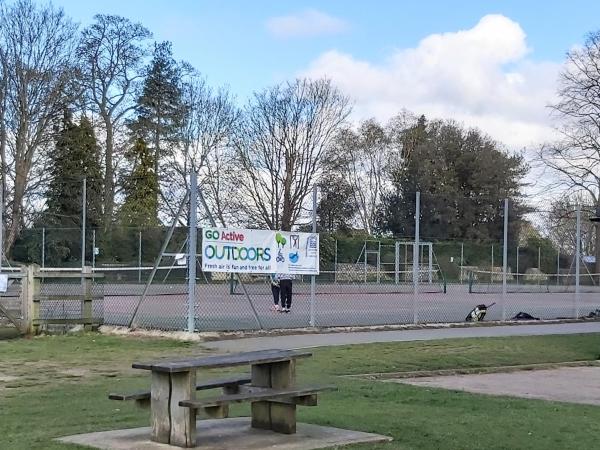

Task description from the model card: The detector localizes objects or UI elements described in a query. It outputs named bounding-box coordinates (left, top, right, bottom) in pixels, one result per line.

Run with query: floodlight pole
left=309, top=185, right=317, bottom=327
left=188, top=169, right=198, bottom=333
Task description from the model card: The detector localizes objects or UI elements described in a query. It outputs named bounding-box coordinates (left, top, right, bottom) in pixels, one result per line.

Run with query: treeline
left=0, top=1, right=527, bottom=266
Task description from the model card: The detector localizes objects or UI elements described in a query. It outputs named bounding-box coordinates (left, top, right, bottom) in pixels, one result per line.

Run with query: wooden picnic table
left=131, top=349, right=317, bottom=447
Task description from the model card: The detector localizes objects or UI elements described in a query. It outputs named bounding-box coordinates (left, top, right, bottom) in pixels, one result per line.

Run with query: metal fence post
left=310, top=186, right=317, bottom=327
left=138, top=231, right=142, bottom=283
left=0, top=182, right=2, bottom=270
left=188, top=170, right=198, bottom=333
left=41, top=227, right=45, bottom=268
left=575, top=204, right=581, bottom=318
left=92, top=229, right=96, bottom=269
left=413, top=192, right=420, bottom=324
left=460, top=242, right=464, bottom=283
left=81, top=177, right=86, bottom=269
left=334, top=239, right=338, bottom=284
left=395, top=241, right=399, bottom=284
left=502, top=198, right=508, bottom=321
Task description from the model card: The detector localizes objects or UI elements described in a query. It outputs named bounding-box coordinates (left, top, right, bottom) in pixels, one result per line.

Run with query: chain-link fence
left=4, top=189, right=600, bottom=332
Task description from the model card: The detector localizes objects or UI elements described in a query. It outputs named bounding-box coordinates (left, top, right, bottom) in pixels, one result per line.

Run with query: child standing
left=270, top=273, right=281, bottom=311
left=278, top=273, right=294, bottom=313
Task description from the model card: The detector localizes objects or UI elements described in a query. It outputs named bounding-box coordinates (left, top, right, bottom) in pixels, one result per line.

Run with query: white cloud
left=301, top=14, right=561, bottom=150
left=266, top=9, right=349, bottom=38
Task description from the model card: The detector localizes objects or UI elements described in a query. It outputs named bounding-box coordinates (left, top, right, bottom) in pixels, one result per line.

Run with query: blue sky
left=44, top=0, right=600, bottom=149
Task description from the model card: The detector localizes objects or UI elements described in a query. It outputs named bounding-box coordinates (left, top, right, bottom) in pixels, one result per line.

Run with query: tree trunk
left=103, top=120, right=114, bottom=230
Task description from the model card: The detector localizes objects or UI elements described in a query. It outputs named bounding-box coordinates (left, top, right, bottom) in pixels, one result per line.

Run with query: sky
left=41, top=0, right=600, bottom=152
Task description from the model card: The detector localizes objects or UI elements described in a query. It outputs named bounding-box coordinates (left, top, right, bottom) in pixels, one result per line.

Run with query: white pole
left=41, top=227, right=45, bottom=268
left=0, top=184, right=3, bottom=271
left=502, top=198, right=508, bottom=321
left=377, top=241, right=381, bottom=284
left=557, top=249, right=560, bottom=286
left=187, top=170, right=198, bottom=333
left=138, top=231, right=142, bottom=283
left=81, top=177, right=86, bottom=270
left=413, top=192, right=420, bottom=324
left=395, top=241, right=399, bottom=284
left=491, top=244, right=494, bottom=279
left=460, top=242, right=464, bottom=283
left=428, top=243, right=433, bottom=284
left=92, top=229, right=96, bottom=269
left=334, top=239, right=338, bottom=284
left=516, top=246, right=519, bottom=285
left=575, top=205, right=581, bottom=318
left=310, top=186, right=317, bottom=327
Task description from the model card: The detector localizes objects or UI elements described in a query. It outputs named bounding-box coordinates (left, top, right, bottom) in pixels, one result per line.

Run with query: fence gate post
left=82, top=266, right=93, bottom=331
left=24, top=264, right=40, bottom=334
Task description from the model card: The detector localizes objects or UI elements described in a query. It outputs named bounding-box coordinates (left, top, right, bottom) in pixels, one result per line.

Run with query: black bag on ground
left=511, top=312, right=540, bottom=321
left=466, top=304, right=490, bottom=322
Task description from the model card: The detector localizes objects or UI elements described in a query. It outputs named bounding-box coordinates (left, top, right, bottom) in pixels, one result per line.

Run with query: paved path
left=202, top=322, right=600, bottom=352
left=393, top=366, right=600, bottom=406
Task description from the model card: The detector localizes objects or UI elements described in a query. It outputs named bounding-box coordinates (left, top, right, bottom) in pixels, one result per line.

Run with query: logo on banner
left=289, top=252, right=299, bottom=263
left=275, top=232, right=286, bottom=262
left=290, top=234, right=300, bottom=249
left=306, top=235, right=318, bottom=257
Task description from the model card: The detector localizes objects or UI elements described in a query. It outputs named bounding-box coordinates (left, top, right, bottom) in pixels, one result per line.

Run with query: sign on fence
left=201, top=228, right=319, bottom=275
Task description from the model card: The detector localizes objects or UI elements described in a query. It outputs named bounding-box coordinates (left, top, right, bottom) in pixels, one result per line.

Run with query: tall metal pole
left=516, top=246, right=519, bottom=284
left=92, top=229, right=96, bottom=269
left=81, top=177, right=86, bottom=269
left=310, top=186, right=317, bottom=327
left=334, top=239, right=338, bottom=284
left=502, top=198, right=508, bottom=321
left=395, top=241, right=399, bottom=284
left=557, top=249, right=560, bottom=286
left=187, top=170, right=198, bottom=333
left=412, top=192, right=420, bottom=324
left=538, top=247, right=541, bottom=270
left=460, top=242, right=464, bottom=283
left=575, top=205, right=581, bottom=318
left=491, top=244, right=494, bottom=279
left=428, top=243, right=433, bottom=284
left=0, top=184, right=3, bottom=271
left=41, top=227, right=45, bottom=268
left=138, top=231, right=142, bottom=283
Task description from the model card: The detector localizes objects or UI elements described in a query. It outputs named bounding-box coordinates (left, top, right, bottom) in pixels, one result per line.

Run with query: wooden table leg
left=151, top=371, right=171, bottom=444
left=170, top=370, right=196, bottom=447
left=270, top=360, right=297, bottom=434
left=251, top=363, right=272, bottom=430
left=250, top=360, right=297, bottom=434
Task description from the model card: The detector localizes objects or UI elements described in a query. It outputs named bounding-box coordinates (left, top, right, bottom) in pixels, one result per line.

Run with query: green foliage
left=378, top=117, right=527, bottom=243
left=119, top=138, right=159, bottom=229
left=129, top=41, right=185, bottom=172
left=13, top=113, right=103, bottom=266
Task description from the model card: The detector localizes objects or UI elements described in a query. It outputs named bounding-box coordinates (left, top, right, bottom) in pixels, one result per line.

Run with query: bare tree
left=234, top=78, right=351, bottom=231
left=77, top=15, right=151, bottom=228
left=538, top=30, right=600, bottom=274
left=331, top=119, right=391, bottom=234
left=0, top=0, right=77, bottom=252
left=163, top=71, right=239, bottom=225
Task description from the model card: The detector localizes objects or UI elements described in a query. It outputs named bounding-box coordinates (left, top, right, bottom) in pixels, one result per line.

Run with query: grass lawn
left=1, top=332, right=600, bottom=449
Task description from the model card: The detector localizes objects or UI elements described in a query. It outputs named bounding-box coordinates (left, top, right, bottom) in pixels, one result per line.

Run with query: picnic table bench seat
left=179, top=384, right=336, bottom=427
left=108, top=373, right=252, bottom=408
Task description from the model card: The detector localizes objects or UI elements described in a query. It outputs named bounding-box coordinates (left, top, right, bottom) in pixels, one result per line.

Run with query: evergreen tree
left=41, top=113, right=103, bottom=265
left=377, top=117, right=527, bottom=242
left=119, top=138, right=159, bottom=228
left=129, top=41, right=185, bottom=175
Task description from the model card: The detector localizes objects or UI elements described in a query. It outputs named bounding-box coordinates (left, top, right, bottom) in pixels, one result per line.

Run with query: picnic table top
left=132, top=349, right=312, bottom=373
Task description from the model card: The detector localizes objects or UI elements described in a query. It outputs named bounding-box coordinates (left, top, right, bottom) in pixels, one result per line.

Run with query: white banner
left=201, top=228, right=319, bottom=275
